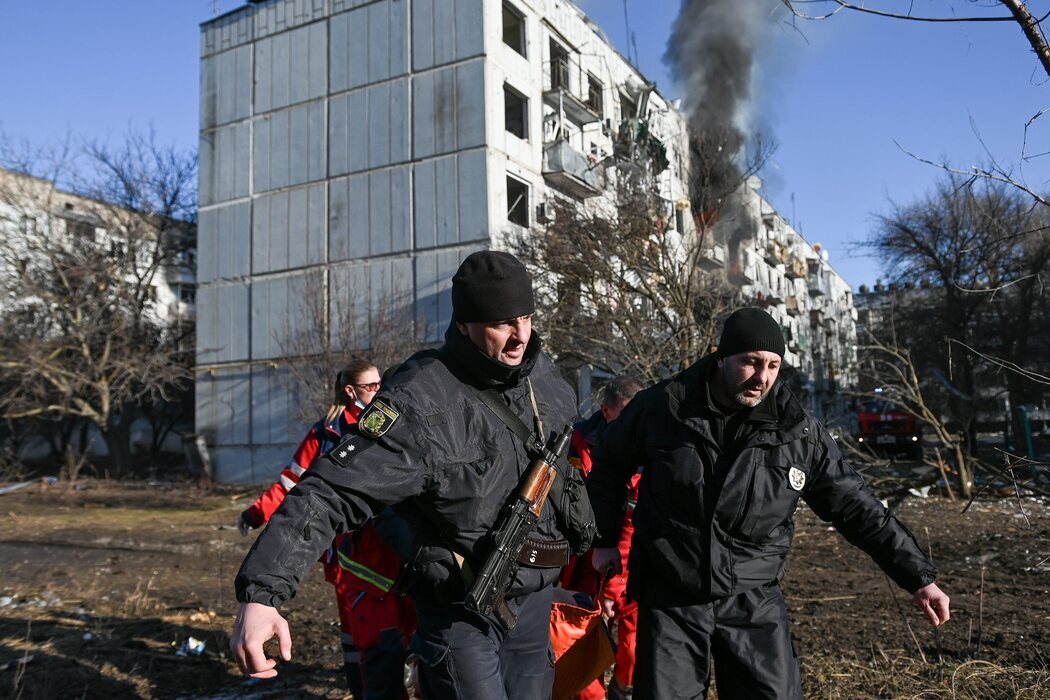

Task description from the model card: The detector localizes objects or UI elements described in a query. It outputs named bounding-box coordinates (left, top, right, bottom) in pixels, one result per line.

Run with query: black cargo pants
left=410, top=585, right=555, bottom=700
left=634, top=583, right=802, bottom=699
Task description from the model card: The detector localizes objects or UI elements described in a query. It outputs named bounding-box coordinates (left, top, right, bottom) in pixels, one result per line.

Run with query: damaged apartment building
left=196, top=0, right=857, bottom=481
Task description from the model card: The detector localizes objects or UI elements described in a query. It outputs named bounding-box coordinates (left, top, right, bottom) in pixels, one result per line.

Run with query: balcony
left=698, top=243, right=726, bottom=270
left=543, top=57, right=602, bottom=125
left=808, top=275, right=829, bottom=297
left=784, top=255, right=806, bottom=280
left=542, top=140, right=603, bottom=199
left=763, top=241, right=787, bottom=266
left=810, top=308, right=824, bottom=327
left=785, top=295, right=802, bottom=317
left=766, top=290, right=784, bottom=306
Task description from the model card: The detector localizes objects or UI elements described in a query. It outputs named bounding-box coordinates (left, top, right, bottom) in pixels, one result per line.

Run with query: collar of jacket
left=666, top=354, right=810, bottom=445
left=440, top=320, right=541, bottom=391
left=323, top=404, right=361, bottom=439
left=574, top=410, right=605, bottom=447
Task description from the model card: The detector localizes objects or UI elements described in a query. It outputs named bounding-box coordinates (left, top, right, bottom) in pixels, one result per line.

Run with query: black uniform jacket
left=587, top=354, right=937, bottom=603
left=236, top=326, right=578, bottom=608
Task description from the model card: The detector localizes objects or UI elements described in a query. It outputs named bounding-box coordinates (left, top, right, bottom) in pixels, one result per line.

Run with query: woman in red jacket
left=239, top=360, right=415, bottom=699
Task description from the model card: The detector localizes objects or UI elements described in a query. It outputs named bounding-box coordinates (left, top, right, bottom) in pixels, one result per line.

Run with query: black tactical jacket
left=236, top=325, right=578, bottom=607
left=587, top=355, right=937, bottom=603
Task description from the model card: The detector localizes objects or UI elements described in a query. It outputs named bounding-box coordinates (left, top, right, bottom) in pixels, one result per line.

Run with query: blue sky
left=1, top=1, right=1046, bottom=289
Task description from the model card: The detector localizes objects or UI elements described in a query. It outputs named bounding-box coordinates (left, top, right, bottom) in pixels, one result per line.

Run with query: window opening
left=502, top=3, right=526, bottom=56
left=504, top=83, right=529, bottom=140
left=506, top=175, right=529, bottom=227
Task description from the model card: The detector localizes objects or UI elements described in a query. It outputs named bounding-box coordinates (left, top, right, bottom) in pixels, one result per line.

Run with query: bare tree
left=864, top=172, right=1050, bottom=457
left=277, top=273, right=425, bottom=425
left=509, top=122, right=771, bottom=384
left=0, top=130, right=197, bottom=478
left=780, top=0, right=1050, bottom=78
left=855, top=326, right=976, bottom=498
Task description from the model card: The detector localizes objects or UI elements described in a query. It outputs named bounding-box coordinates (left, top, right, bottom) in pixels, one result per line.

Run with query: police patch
left=788, top=466, right=806, bottom=491
left=358, top=399, right=400, bottom=438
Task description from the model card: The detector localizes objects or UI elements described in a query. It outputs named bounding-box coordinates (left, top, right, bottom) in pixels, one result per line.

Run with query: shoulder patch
left=788, top=466, right=806, bottom=491
left=358, top=399, right=400, bottom=438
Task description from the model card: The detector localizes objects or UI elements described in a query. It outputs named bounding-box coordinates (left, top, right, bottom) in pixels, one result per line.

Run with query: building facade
left=197, top=0, right=856, bottom=481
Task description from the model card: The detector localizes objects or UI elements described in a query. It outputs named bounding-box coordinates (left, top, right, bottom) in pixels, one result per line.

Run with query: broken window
left=620, top=94, right=637, bottom=120
left=586, top=74, right=603, bottom=116
left=506, top=175, right=529, bottom=227
left=503, top=3, right=526, bottom=56
left=504, top=83, right=528, bottom=140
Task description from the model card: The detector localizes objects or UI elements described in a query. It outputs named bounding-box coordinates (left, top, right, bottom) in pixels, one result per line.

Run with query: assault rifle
left=465, top=426, right=573, bottom=629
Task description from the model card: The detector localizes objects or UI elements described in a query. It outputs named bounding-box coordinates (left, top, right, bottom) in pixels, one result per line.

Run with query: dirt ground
left=0, top=478, right=1047, bottom=699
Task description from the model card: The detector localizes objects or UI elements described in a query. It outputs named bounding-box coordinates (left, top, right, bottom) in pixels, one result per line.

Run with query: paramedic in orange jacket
left=239, top=360, right=415, bottom=700
left=561, top=375, right=645, bottom=700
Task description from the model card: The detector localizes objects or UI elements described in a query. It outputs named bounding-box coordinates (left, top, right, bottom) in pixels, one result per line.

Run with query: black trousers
left=634, top=584, right=802, bottom=700
left=410, top=585, right=555, bottom=700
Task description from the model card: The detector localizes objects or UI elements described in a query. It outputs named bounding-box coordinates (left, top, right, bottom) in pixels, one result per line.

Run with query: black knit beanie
left=452, top=250, right=535, bottom=322
left=716, top=307, right=786, bottom=358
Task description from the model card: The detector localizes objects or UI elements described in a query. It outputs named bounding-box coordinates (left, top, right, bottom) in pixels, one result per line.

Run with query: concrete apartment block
left=197, top=0, right=857, bottom=481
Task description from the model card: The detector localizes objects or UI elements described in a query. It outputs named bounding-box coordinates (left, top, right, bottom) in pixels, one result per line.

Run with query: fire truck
left=854, top=391, right=922, bottom=459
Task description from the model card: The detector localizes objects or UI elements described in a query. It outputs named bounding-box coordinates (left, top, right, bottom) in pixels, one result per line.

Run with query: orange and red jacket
left=562, top=412, right=641, bottom=607
left=243, top=405, right=403, bottom=598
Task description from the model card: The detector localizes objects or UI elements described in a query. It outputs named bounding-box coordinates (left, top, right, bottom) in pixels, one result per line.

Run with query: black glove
left=237, top=510, right=256, bottom=537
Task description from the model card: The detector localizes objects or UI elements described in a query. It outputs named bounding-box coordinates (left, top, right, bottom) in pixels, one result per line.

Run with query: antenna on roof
left=622, top=0, right=636, bottom=67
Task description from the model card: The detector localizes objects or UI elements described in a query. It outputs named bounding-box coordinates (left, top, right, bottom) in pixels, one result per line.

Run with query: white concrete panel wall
left=411, top=0, right=484, bottom=71
left=197, top=282, right=251, bottom=364
left=201, top=10, right=253, bottom=57
left=252, top=184, right=326, bottom=273
left=413, top=149, right=492, bottom=248
left=196, top=368, right=252, bottom=446
left=328, top=167, right=411, bottom=261
left=254, top=0, right=327, bottom=39
left=199, top=122, right=250, bottom=206
left=250, top=270, right=320, bottom=359
left=328, top=256, right=415, bottom=352
left=328, top=79, right=410, bottom=175
left=330, top=0, right=409, bottom=91
left=255, top=22, right=327, bottom=114
left=200, top=45, right=251, bottom=129
left=250, top=364, right=308, bottom=445
left=412, top=61, right=487, bottom=159
left=253, top=102, right=326, bottom=193
left=198, top=202, right=252, bottom=283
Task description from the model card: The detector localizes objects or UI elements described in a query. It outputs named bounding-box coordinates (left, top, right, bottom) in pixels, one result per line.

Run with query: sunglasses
left=352, top=382, right=381, bottom=392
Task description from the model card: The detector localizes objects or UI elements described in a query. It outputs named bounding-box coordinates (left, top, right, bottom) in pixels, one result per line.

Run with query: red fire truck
left=854, top=391, right=922, bottom=459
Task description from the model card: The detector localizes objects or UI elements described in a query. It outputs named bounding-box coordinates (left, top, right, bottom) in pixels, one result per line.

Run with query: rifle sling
left=466, top=383, right=571, bottom=566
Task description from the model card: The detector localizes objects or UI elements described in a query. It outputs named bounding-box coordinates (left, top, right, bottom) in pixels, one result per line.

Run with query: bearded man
left=587, top=307, right=950, bottom=699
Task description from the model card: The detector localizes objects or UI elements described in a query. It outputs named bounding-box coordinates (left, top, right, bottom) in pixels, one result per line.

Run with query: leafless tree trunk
left=0, top=129, right=197, bottom=479
left=856, top=331, right=975, bottom=498
left=277, top=273, right=424, bottom=424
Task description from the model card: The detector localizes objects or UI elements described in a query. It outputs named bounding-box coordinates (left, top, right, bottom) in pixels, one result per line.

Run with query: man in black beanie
left=587, top=307, right=950, bottom=699
left=230, top=250, right=586, bottom=699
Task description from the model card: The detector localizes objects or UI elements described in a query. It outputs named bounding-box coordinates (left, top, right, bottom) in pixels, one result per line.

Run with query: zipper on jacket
left=727, top=460, right=758, bottom=535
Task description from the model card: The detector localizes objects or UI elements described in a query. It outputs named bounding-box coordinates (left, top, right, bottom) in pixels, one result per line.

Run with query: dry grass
left=799, top=649, right=1050, bottom=699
